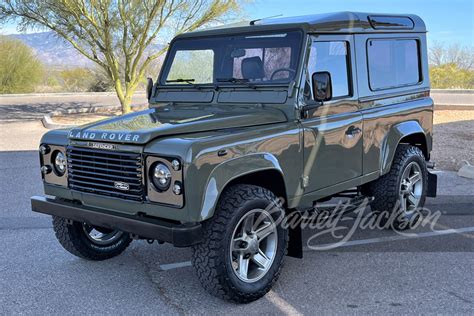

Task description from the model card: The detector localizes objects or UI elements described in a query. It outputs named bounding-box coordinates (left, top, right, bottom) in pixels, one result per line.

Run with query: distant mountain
left=10, top=31, right=165, bottom=69
left=11, top=32, right=93, bottom=68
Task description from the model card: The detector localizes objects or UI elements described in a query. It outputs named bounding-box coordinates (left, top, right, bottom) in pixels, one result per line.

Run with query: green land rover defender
left=32, top=12, right=437, bottom=302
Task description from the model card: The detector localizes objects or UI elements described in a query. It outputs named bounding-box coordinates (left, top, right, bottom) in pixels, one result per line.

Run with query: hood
left=68, top=105, right=287, bottom=144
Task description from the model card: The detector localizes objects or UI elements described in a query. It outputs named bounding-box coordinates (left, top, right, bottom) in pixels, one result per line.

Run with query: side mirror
left=311, top=71, right=332, bottom=102
left=146, top=78, right=154, bottom=101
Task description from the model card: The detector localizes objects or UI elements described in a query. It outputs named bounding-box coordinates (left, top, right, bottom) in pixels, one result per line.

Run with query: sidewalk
left=0, top=92, right=147, bottom=122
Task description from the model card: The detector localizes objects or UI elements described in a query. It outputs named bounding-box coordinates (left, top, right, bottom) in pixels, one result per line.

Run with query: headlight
left=151, top=163, right=171, bottom=191
left=52, top=150, right=66, bottom=176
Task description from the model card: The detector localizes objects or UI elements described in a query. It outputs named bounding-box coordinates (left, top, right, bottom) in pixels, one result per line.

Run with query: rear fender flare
left=380, top=120, right=427, bottom=174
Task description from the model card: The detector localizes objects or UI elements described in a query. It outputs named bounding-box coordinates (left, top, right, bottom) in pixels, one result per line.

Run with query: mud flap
left=427, top=171, right=438, bottom=197
left=286, top=212, right=303, bottom=259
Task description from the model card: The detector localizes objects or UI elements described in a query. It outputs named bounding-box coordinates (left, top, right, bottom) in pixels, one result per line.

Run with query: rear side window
left=367, top=39, right=421, bottom=90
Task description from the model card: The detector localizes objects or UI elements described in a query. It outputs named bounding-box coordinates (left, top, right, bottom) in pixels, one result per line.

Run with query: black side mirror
left=311, top=71, right=332, bottom=102
left=146, top=78, right=154, bottom=101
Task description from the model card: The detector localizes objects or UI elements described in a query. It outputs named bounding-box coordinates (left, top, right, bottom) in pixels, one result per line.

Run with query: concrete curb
left=41, top=103, right=148, bottom=129
left=458, top=161, right=474, bottom=180
left=431, top=89, right=474, bottom=94
left=0, top=91, right=146, bottom=98
left=435, top=104, right=474, bottom=110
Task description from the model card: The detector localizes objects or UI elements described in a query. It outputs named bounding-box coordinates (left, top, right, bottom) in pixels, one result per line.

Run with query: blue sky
left=246, top=0, right=473, bottom=46
left=1, top=0, right=472, bottom=46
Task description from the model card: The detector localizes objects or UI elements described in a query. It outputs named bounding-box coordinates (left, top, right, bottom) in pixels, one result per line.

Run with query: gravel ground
left=432, top=110, right=474, bottom=171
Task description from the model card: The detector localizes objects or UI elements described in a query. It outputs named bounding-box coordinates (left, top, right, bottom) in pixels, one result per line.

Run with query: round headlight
left=52, top=151, right=66, bottom=175
left=152, top=163, right=171, bottom=191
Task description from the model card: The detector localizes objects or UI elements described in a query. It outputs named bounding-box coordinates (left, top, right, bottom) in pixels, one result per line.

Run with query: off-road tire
left=366, top=144, right=428, bottom=230
left=52, top=216, right=132, bottom=261
left=192, top=184, right=288, bottom=303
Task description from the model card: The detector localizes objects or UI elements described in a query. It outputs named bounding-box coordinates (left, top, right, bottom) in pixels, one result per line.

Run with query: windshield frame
left=158, top=28, right=305, bottom=89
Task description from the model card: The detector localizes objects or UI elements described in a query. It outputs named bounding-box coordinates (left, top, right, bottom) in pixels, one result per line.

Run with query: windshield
left=160, top=30, right=303, bottom=87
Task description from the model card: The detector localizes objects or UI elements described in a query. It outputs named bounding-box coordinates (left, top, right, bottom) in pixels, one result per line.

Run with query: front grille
left=67, top=146, right=144, bottom=201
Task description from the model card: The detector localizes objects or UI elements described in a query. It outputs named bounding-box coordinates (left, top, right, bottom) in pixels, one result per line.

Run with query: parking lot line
left=304, top=227, right=474, bottom=250
left=433, top=222, right=474, bottom=239
left=156, top=227, right=474, bottom=272
left=159, top=261, right=192, bottom=271
left=266, top=290, right=303, bottom=315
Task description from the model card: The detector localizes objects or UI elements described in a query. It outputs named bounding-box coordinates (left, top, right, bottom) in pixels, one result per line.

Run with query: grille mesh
left=67, top=146, right=144, bottom=201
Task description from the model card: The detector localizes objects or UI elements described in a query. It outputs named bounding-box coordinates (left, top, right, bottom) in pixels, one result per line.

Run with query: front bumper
left=31, top=196, right=202, bottom=247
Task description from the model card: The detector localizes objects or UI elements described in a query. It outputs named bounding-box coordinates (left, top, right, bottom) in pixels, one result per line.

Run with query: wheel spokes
left=252, top=249, right=271, bottom=269
left=254, top=221, right=274, bottom=241
left=232, top=237, right=248, bottom=252
left=229, top=209, right=278, bottom=283
left=400, top=195, right=408, bottom=212
left=238, top=254, right=249, bottom=279
left=409, top=172, right=421, bottom=184
left=408, top=192, right=419, bottom=206
left=242, top=214, right=255, bottom=235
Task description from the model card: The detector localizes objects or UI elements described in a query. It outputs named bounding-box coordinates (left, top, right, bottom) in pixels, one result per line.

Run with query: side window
left=307, top=41, right=351, bottom=99
left=367, top=39, right=420, bottom=90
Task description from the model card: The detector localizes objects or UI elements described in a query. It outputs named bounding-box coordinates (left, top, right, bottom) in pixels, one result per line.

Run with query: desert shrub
left=430, top=63, right=474, bottom=89
left=0, top=36, right=44, bottom=93
left=88, top=68, right=114, bottom=92
left=58, top=67, right=95, bottom=92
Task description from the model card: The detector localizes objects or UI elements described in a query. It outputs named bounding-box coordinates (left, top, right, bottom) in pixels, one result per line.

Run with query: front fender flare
left=380, top=120, right=427, bottom=174
left=199, top=153, right=284, bottom=221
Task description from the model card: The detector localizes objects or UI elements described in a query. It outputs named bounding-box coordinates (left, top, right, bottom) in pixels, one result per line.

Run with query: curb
left=458, top=161, right=474, bottom=180
left=435, top=104, right=474, bottom=110
left=0, top=91, right=146, bottom=98
left=41, top=103, right=148, bottom=129
left=431, top=89, right=474, bottom=94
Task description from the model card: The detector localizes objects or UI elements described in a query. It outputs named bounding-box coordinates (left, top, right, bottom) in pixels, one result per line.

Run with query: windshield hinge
left=287, top=80, right=296, bottom=97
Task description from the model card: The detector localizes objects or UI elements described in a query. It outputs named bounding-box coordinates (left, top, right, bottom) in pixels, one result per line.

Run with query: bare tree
left=0, top=0, right=240, bottom=113
left=429, top=41, right=474, bottom=70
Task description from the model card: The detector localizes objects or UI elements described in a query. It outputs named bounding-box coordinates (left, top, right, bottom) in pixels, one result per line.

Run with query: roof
left=177, top=12, right=426, bottom=39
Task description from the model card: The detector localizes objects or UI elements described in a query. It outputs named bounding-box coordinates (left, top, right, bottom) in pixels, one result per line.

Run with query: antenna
left=250, top=14, right=283, bottom=25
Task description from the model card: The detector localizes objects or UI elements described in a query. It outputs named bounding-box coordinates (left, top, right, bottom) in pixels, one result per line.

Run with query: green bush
left=0, top=36, right=44, bottom=94
left=58, top=68, right=95, bottom=92
left=430, top=63, right=474, bottom=89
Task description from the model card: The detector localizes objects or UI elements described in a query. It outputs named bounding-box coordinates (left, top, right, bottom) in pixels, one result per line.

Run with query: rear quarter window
left=367, top=39, right=421, bottom=91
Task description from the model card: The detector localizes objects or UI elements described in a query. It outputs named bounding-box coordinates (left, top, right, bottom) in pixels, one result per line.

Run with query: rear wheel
left=52, top=216, right=132, bottom=260
left=192, top=184, right=288, bottom=303
left=366, top=145, right=428, bottom=230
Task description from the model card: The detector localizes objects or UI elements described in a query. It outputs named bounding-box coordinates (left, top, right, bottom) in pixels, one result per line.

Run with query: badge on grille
left=114, top=181, right=130, bottom=191
left=87, top=142, right=118, bottom=150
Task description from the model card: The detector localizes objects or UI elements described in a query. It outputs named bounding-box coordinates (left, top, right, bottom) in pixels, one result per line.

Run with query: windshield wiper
left=165, top=78, right=203, bottom=90
left=216, top=77, right=256, bottom=89
left=166, top=78, right=196, bottom=84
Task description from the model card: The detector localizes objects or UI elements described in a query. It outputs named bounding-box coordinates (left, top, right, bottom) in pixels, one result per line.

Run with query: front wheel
left=52, top=216, right=132, bottom=261
left=192, top=184, right=288, bottom=303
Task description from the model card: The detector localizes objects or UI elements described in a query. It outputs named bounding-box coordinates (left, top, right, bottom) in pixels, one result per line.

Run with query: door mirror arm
left=301, top=102, right=323, bottom=119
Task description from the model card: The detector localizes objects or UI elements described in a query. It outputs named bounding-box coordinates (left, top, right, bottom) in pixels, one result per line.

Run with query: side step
left=302, top=195, right=374, bottom=220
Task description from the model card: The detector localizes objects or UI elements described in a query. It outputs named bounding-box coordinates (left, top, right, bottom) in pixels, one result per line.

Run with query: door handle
left=345, top=126, right=362, bottom=137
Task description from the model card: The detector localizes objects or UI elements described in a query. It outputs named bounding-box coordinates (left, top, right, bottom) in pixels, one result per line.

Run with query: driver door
left=300, top=35, right=363, bottom=192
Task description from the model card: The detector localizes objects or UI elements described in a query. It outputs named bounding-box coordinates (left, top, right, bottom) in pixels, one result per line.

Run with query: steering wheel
left=270, top=68, right=296, bottom=80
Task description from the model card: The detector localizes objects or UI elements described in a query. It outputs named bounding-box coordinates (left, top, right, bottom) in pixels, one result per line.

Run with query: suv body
left=32, top=12, right=437, bottom=302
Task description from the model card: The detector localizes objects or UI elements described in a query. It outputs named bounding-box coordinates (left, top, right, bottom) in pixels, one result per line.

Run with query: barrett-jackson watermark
left=255, top=197, right=447, bottom=251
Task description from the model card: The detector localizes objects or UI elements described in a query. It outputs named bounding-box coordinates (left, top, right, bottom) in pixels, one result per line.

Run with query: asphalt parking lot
left=1, top=111, right=473, bottom=314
